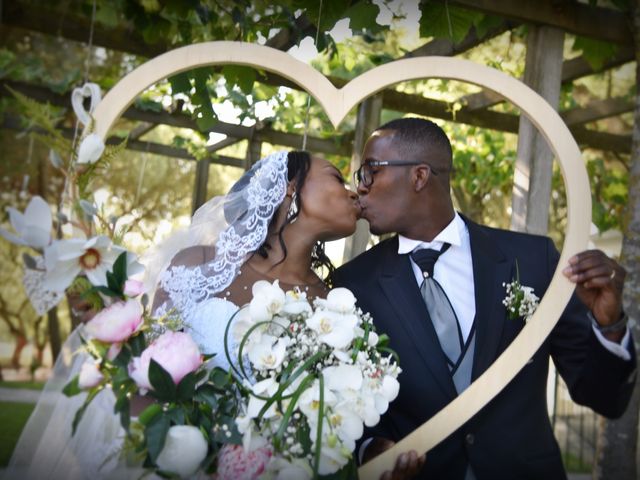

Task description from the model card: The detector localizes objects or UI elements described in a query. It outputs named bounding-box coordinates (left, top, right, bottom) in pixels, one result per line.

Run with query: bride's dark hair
left=259, top=151, right=335, bottom=284
left=225, top=150, right=335, bottom=284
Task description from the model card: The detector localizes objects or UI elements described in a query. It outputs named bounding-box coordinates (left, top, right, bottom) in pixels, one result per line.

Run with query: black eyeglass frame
left=353, top=160, right=441, bottom=188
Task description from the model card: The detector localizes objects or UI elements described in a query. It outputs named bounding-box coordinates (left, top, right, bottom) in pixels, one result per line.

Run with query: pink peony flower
left=85, top=299, right=143, bottom=343
left=123, top=279, right=144, bottom=297
left=128, top=331, right=202, bottom=391
left=216, top=444, right=272, bottom=480
left=78, top=359, right=103, bottom=389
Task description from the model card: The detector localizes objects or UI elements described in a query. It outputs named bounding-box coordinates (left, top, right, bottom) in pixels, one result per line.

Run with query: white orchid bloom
left=247, top=376, right=280, bottom=419
left=264, top=457, right=313, bottom=480
left=231, top=307, right=263, bottom=347
left=247, top=334, right=290, bottom=371
left=325, top=288, right=357, bottom=314
left=282, top=289, right=312, bottom=315
left=298, top=379, right=337, bottom=425
left=306, top=310, right=358, bottom=349
left=315, top=438, right=351, bottom=475
left=327, top=403, right=364, bottom=446
left=76, top=133, right=105, bottom=164
left=43, top=235, right=143, bottom=292
left=249, top=280, right=286, bottom=322
left=337, top=387, right=380, bottom=427
left=361, top=373, right=400, bottom=416
left=323, top=365, right=363, bottom=392
left=0, top=196, right=52, bottom=249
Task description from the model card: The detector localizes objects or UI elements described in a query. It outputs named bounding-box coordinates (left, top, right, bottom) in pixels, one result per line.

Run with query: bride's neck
left=250, top=227, right=318, bottom=284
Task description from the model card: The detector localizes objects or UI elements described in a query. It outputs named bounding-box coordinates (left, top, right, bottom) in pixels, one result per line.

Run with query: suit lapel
left=463, top=217, right=514, bottom=380
left=378, top=237, right=457, bottom=399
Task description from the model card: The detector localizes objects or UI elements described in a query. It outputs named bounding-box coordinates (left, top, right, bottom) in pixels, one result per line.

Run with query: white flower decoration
left=306, top=310, right=358, bottom=349
left=325, top=288, right=357, bottom=314
left=43, top=235, right=143, bottom=292
left=0, top=196, right=52, bottom=249
left=155, top=425, right=208, bottom=479
left=249, top=280, right=286, bottom=322
left=76, top=133, right=105, bottom=165
left=247, top=334, right=290, bottom=371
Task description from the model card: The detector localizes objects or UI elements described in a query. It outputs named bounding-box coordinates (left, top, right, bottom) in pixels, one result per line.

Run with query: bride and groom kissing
left=156, top=117, right=635, bottom=480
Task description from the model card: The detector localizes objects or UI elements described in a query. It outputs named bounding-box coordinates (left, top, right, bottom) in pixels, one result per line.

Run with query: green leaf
left=169, top=72, right=192, bottom=94
left=209, top=367, right=230, bottom=388
left=176, top=371, right=200, bottom=401
left=112, top=251, right=128, bottom=288
left=194, top=385, right=219, bottom=409
left=139, top=403, right=163, bottom=426
left=344, top=2, right=383, bottom=34
left=71, top=389, right=100, bottom=435
left=63, top=375, right=82, bottom=397
left=148, top=359, right=177, bottom=402
left=572, top=36, right=618, bottom=71
left=145, top=414, right=171, bottom=462
left=222, top=65, right=256, bottom=95
left=128, top=333, right=147, bottom=357
left=419, top=2, right=482, bottom=44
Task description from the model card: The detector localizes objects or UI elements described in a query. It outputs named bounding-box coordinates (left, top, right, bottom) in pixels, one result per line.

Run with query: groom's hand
left=563, top=249, right=626, bottom=341
left=364, top=437, right=426, bottom=480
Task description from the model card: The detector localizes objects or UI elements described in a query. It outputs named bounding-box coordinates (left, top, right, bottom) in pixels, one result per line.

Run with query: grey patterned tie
left=411, top=243, right=464, bottom=370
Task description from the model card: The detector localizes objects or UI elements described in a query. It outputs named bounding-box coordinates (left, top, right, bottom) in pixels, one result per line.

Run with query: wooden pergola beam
left=561, top=97, right=634, bottom=126
left=0, top=80, right=352, bottom=156
left=383, top=89, right=631, bottom=153
left=442, top=0, right=633, bottom=45
left=1, top=114, right=246, bottom=167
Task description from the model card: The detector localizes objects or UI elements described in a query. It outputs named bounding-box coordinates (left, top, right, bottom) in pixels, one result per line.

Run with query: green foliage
left=587, top=156, right=628, bottom=232
left=419, top=1, right=483, bottom=44
left=572, top=36, right=618, bottom=71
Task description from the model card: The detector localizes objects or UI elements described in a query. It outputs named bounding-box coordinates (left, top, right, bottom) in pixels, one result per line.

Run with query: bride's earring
left=286, top=192, right=298, bottom=223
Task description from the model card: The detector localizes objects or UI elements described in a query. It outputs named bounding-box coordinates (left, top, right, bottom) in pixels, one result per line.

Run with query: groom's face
left=357, top=130, right=414, bottom=236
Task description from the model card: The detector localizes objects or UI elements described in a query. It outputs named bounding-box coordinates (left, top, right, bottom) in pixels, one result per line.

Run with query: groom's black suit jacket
left=333, top=217, right=636, bottom=480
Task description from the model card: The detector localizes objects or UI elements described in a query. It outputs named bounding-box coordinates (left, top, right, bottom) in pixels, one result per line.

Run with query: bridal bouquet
left=59, top=272, right=400, bottom=479
left=219, top=280, right=401, bottom=479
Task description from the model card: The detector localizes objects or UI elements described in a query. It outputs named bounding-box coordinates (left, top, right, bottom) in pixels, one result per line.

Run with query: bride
left=4, top=150, right=361, bottom=479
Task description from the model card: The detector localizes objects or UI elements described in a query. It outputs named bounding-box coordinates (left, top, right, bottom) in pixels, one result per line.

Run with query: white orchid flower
left=247, top=376, right=280, bottom=419
left=315, top=438, right=351, bottom=475
left=298, top=379, right=337, bottom=425
left=306, top=310, right=358, bottom=349
left=361, top=373, right=401, bottom=416
left=327, top=403, right=364, bottom=446
left=0, top=196, right=52, bottom=249
left=323, top=364, right=363, bottom=392
left=325, top=288, right=357, bottom=314
left=336, top=387, right=379, bottom=427
left=249, top=280, right=286, bottom=322
left=265, top=457, right=313, bottom=480
left=231, top=306, right=263, bottom=347
left=76, top=133, right=105, bottom=165
left=247, top=334, right=290, bottom=371
left=43, top=235, right=143, bottom=292
left=282, top=289, right=312, bottom=315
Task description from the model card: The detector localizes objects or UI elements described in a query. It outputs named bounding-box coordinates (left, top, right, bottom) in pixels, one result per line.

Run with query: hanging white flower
left=0, top=196, right=52, bottom=249
left=43, top=235, right=143, bottom=292
left=282, top=289, right=312, bottom=315
left=76, top=133, right=105, bottom=165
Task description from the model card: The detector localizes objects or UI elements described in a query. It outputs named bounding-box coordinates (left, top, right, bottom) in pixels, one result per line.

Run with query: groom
left=333, top=118, right=636, bottom=479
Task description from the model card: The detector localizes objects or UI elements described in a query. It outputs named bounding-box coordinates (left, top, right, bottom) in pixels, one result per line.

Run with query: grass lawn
left=0, top=381, right=45, bottom=391
left=0, top=402, right=35, bottom=467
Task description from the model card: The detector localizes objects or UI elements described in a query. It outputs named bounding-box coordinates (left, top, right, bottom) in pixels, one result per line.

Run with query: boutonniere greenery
left=502, top=262, right=540, bottom=322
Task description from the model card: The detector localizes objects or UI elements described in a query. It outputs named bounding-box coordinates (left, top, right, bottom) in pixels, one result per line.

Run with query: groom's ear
left=413, top=165, right=431, bottom=192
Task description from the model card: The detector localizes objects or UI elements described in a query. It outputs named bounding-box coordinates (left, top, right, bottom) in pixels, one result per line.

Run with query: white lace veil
left=145, top=150, right=289, bottom=317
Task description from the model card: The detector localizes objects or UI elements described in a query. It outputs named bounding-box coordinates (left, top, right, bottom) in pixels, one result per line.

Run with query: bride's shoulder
left=170, top=245, right=217, bottom=268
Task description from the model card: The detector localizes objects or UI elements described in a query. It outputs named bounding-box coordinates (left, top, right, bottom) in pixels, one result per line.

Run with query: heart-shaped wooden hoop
left=90, top=41, right=591, bottom=478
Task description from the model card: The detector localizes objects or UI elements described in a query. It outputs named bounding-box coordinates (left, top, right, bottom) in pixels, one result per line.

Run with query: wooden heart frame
left=90, top=41, right=591, bottom=478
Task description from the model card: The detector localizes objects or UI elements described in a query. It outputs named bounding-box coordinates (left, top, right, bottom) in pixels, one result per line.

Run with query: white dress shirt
left=398, top=213, right=631, bottom=360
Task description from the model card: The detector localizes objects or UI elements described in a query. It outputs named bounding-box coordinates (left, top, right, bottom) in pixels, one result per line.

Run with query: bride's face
left=297, top=157, right=360, bottom=241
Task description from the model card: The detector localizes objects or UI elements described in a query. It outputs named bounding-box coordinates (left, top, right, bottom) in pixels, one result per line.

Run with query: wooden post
left=510, top=26, right=564, bottom=235
left=191, top=158, right=209, bottom=215
left=342, top=94, right=382, bottom=263
left=246, top=137, right=262, bottom=169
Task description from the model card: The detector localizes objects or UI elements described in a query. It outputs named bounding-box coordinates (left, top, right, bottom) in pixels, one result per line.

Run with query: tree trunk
left=11, top=334, right=27, bottom=369
left=47, top=307, right=61, bottom=361
left=593, top=3, right=640, bottom=478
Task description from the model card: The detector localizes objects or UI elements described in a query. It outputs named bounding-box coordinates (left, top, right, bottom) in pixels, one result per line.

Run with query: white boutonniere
left=502, top=263, right=540, bottom=322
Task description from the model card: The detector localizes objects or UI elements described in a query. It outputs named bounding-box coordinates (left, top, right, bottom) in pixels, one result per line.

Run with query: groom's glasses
left=354, top=160, right=441, bottom=188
